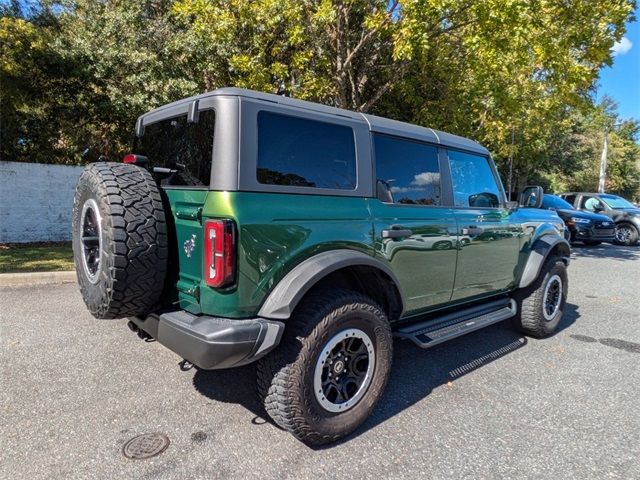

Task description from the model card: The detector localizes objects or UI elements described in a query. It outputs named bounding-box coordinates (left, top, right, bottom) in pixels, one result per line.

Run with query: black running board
left=394, top=298, right=517, bottom=349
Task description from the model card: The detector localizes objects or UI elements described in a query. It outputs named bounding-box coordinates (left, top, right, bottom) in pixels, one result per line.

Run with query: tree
left=172, top=0, right=635, bottom=192
left=2, top=1, right=198, bottom=163
left=379, top=1, right=635, bottom=192
left=1, top=0, right=637, bottom=193
left=49, top=0, right=198, bottom=160
left=0, top=9, right=83, bottom=163
left=536, top=98, right=640, bottom=198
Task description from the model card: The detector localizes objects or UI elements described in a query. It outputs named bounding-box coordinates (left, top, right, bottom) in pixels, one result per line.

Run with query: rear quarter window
left=256, top=111, right=357, bottom=190
left=373, top=134, right=441, bottom=205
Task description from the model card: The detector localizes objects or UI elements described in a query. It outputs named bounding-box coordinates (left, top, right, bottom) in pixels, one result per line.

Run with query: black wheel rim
left=314, top=328, right=375, bottom=413
left=80, top=199, right=102, bottom=283
left=543, top=274, right=562, bottom=321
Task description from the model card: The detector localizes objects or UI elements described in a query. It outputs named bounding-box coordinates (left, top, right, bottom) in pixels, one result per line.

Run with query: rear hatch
left=134, top=109, right=217, bottom=313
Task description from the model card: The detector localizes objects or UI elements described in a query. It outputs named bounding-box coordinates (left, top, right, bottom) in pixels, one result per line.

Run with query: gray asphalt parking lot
left=1, top=243, right=639, bottom=480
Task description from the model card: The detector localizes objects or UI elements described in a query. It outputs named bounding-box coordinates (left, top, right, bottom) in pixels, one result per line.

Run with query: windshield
left=135, top=109, right=215, bottom=187
left=542, top=194, right=574, bottom=210
left=601, top=194, right=636, bottom=209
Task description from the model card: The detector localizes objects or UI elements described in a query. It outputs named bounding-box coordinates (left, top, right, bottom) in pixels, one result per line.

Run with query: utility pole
left=507, top=127, right=515, bottom=200
left=597, top=128, right=609, bottom=194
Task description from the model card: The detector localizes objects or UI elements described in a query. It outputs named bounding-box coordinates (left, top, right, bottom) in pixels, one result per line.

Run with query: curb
left=0, top=271, right=76, bottom=287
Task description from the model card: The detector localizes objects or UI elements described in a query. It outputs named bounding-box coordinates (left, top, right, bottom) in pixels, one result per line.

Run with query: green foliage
left=0, top=14, right=79, bottom=163
left=50, top=0, right=199, bottom=160
left=0, top=0, right=638, bottom=198
left=537, top=97, right=640, bottom=198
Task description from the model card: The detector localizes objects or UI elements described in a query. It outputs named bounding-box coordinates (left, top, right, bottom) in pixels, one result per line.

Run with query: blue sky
left=597, top=11, right=640, bottom=120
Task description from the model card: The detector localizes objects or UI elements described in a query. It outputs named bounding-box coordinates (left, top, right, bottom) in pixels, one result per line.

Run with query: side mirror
left=593, top=203, right=604, bottom=212
left=468, top=192, right=499, bottom=208
left=519, top=186, right=544, bottom=209
left=376, top=179, right=394, bottom=203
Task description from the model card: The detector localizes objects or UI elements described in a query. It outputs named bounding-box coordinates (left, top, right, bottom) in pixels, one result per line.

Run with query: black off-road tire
left=72, top=162, right=168, bottom=319
left=512, top=256, right=568, bottom=338
left=256, top=289, right=393, bottom=446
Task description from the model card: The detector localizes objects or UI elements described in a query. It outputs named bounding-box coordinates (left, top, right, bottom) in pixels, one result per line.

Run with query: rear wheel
left=72, top=162, right=168, bottom=319
left=257, top=289, right=392, bottom=445
left=513, top=256, right=568, bottom=338
left=614, top=223, right=639, bottom=246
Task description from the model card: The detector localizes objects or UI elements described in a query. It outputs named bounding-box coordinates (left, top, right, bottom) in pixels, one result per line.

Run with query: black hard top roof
left=139, top=87, right=489, bottom=155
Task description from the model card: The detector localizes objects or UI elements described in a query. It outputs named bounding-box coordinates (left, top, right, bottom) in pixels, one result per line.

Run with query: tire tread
left=513, top=256, right=567, bottom=338
left=256, top=288, right=392, bottom=446
left=73, top=162, right=168, bottom=319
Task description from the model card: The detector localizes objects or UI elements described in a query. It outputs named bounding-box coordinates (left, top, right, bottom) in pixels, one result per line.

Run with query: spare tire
left=72, top=162, right=168, bottom=319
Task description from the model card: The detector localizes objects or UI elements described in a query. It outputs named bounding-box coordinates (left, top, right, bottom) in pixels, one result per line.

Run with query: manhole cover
left=122, top=433, right=170, bottom=460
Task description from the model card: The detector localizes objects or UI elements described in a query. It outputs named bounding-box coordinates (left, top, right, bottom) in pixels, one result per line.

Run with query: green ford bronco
left=73, top=88, right=570, bottom=445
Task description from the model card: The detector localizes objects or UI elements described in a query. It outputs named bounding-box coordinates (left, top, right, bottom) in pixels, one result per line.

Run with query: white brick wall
left=0, top=161, right=84, bottom=243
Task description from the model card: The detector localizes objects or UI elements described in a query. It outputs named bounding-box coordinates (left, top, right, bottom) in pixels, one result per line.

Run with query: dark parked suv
left=559, top=192, right=640, bottom=246
left=541, top=194, right=615, bottom=245
left=73, top=88, right=570, bottom=445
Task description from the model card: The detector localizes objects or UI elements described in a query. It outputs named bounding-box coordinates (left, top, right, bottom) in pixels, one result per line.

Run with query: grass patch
left=0, top=242, right=75, bottom=274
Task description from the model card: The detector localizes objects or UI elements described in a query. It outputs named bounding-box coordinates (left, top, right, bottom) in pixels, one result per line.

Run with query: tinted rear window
left=136, top=109, right=215, bottom=187
left=374, top=134, right=441, bottom=205
left=257, top=111, right=357, bottom=190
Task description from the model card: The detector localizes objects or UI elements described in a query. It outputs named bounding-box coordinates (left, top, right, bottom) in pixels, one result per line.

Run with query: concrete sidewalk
left=0, top=270, right=76, bottom=287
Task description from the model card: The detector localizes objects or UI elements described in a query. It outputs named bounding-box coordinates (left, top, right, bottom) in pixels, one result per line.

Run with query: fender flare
left=616, top=218, right=640, bottom=231
left=518, top=235, right=571, bottom=289
left=257, top=249, right=404, bottom=320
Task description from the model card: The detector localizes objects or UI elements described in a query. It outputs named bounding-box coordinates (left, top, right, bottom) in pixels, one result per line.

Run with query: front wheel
left=256, top=289, right=393, bottom=445
left=614, top=223, right=639, bottom=246
left=513, top=256, right=568, bottom=338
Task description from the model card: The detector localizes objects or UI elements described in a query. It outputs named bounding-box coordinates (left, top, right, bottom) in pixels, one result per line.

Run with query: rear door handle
left=382, top=228, right=413, bottom=239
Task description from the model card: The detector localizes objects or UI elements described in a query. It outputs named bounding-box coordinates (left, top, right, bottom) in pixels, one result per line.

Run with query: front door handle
left=462, top=226, right=483, bottom=236
left=382, top=228, right=413, bottom=239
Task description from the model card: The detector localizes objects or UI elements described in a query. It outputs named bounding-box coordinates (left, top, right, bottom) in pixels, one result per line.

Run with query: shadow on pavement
left=192, top=303, right=580, bottom=448
left=570, top=243, right=639, bottom=262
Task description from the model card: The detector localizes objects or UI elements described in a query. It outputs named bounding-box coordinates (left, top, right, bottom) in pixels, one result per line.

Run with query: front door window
left=581, top=196, right=605, bottom=212
left=448, top=150, right=501, bottom=208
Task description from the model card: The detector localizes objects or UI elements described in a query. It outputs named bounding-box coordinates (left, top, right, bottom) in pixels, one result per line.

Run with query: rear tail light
left=204, top=219, right=236, bottom=288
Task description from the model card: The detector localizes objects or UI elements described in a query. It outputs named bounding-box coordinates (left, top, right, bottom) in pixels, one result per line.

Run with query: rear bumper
left=130, top=311, right=284, bottom=369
